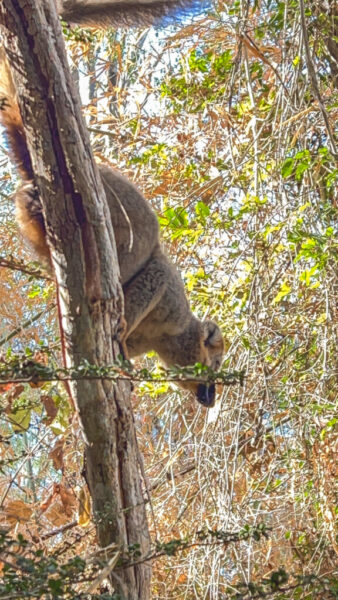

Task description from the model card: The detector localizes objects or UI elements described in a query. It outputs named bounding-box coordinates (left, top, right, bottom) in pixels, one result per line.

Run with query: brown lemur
left=0, top=2, right=224, bottom=408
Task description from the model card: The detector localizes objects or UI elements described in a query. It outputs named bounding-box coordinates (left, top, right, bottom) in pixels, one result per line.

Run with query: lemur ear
left=203, top=320, right=224, bottom=350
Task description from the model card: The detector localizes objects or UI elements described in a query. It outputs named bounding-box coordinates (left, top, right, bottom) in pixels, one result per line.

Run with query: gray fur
left=59, top=0, right=200, bottom=27
left=98, top=167, right=224, bottom=406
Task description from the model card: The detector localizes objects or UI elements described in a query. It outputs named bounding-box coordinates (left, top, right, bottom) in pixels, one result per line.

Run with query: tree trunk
left=0, top=1, right=151, bottom=597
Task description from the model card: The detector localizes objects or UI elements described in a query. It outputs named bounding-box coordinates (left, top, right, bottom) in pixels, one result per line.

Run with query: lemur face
left=196, top=382, right=216, bottom=407
left=179, top=320, right=224, bottom=408
left=196, top=320, right=224, bottom=407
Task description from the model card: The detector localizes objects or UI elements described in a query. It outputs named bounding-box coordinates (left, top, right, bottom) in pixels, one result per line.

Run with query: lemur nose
left=196, top=383, right=215, bottom=407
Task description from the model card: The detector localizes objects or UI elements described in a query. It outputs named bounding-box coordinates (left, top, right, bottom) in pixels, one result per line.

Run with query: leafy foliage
left=0, top=0, right=337, bottom=597
left=0, top=530, right=121, bottom=599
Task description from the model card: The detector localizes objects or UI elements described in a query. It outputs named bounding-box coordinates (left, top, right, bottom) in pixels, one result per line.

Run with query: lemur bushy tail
left=57, top=0, right=205, bottom=27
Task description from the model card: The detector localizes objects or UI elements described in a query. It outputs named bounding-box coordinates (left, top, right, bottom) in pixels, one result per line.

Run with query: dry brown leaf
left=40, top=483, right=76, bottom=525
left=43, top=501, right=69, bottom=527
left=4, top=384, right=25, bottom=409
left=40, top=483, right=59, bottom=512
left=2, top=499, right=33, bottom=528
left=241, top=35, right=278, bottom=65
left=49, top=439, right=64, bottom=471
left=41, top=395, right=58, bottom=424
left=59, top=483, right=77, bottom=517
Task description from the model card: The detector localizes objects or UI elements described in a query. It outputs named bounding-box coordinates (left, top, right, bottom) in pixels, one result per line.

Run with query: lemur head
left=177, top=319, right=224, bottom=408
left=196, top=320, right=224, bottom=408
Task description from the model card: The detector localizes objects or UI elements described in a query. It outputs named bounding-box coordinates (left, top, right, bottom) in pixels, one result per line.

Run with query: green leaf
left=281, top=157, right=294, bottom=178
left=195, top=201, right=210, bottom=220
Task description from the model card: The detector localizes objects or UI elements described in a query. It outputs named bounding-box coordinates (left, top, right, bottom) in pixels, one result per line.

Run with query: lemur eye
left=204, top=326, right=216, bottom=347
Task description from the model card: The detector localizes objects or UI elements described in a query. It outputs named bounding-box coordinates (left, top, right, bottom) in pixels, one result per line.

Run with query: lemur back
left=15, top=164, right=160, bottom=286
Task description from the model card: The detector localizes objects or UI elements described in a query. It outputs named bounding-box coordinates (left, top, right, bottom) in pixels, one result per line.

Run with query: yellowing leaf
left=78, top=486, right=91, bottom=527
left=272, top=281, right=291, bottom=305
left=7, top=408, right=31, bottom=432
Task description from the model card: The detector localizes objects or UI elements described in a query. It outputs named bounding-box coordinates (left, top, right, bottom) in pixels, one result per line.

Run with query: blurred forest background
left=0, top=0, right=337, bottom=598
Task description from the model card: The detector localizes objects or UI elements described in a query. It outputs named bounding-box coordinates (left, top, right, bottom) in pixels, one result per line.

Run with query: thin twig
left=299, top=0, right=337, bottom=156
left=0, top=256, right=52, bottom=280
left=0, top=304, right=56, bottom=347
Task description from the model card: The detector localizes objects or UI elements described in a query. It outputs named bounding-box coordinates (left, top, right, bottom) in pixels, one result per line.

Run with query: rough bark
left=0, top=1, right=151, bottom=597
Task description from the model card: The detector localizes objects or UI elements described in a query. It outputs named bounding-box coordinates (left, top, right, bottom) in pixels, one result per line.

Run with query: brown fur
left=57, top=0, right=199, bottom=28
left=0, top=47, right=223, bottom=407
left=15, top=186, right=50, bottom=262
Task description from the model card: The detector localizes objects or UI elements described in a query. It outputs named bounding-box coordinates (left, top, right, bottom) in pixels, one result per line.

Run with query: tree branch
left=0, top=1, right=151, bottom=597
